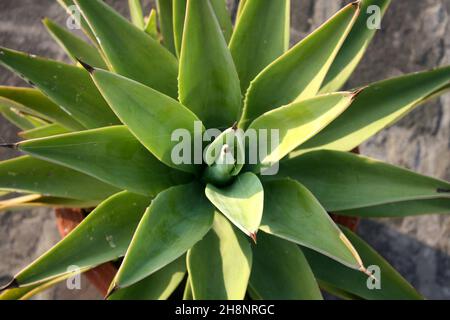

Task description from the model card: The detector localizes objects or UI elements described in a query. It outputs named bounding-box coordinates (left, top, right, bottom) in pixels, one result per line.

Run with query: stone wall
left=1, top=0, right=449, bottom=299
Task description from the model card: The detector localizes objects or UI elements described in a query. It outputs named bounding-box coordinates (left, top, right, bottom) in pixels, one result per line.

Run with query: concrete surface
left=0, top=0, right=449, bottom=299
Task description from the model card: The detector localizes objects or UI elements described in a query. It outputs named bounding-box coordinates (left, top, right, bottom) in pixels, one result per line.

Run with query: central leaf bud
left=202, top=126, right=245, bottom=186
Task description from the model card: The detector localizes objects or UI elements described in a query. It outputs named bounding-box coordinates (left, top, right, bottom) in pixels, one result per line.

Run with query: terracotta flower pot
left=329, top=147, right=362, bottom=232
left=54, top=208, right=117, bottom=296
left=329, top=214, right=360, bottom=232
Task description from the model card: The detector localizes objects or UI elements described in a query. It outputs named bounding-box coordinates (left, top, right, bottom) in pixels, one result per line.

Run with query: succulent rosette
left=0, top=0, right=449, bottom=300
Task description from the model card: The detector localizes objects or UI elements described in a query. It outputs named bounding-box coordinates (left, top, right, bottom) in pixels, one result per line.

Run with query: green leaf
left=19, top=123, right=70, bottom=140
left=336, top=198, right=450, bottom=218
left=204, top=127, right=234, bottom=166
left=0, top=104, right=37, bottom=131
left=89, top=69, right=202, bottom=174
left=43, top=18, right=107, bottom=69
left=203, top=126, right=245, bottom=176
left=12, top=191, right=151, bottom=286
left=318, top=281, right=361, bottom=300
left=229, top=0, right=290, bottom=93
left=0, top=96, right=44, bottom=128
left=205, top=172, right=264, bottom=239
left=248, top=92, right=355, bottom=172
left=235, top=0, right=247, bottom=22
left=183, top=278, right=193, bottom=300
left=144, top=9, right=159, bottom=39
left=128, top=0, right=145, bottom=29
left=156, top=0, right=176, bottom=55
left=179, top=0, right=241, bottom=129
left=75, top=0, right=178, bottom=98
left=28, top=196, right=99, bottom=209
left=320, top=0, right=391, bottom=93
left=0, top=86, right=84, bottom=131
left=109, top=257, right=186, bottom=300
left=0, top=47, right=120, bottom=129
left=187, top=213, right=252, bottom=300
left=113, top=183, right=215, bottom=289
left=279, top=150, right=450, bottom=211
left=0, top=194, right=100, bottom=212
left=209, top=0, right=233, bottom=43
left=57, top=0, right=97, bottom=45
left=173, top=0, right=187, bottom=58
left=297, top=66, right=450, bottom=154
left=248, top=233, right=322, bottom=300
left=173, top=0, right=233, bottom=58
left=24, top=115, right=48, bottom=128
left=18, top=126, right=192, bottom=197
left=304, top=226, right=423, bottom=300
left=0, top=271, right=85, bottom=300
left=0, top=194, right=44, bottom=212
left=260, top=179, right=364, bottom=270
left=202, top=146, right=236, bottom=186
left=239, top=2, right=360, bottom=129
left=0, top=156, right=120, bottom=201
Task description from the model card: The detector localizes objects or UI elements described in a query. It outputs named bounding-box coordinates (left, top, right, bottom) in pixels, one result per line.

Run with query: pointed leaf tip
left=76, top=58, right=95, bottom=74
left=205, top=172, right=264, bottom=238
left=75, top=0, right=178, bottom=97
left=361, top=266, right=379, bottom=283
left=351, top=86, right=367, bottom=100
left=301, top=66, right=450, bottom=154
left=261, top=179, right=364, bottom=269
left=352, top=0, right=362, bottom=9
left=0, top=278, right=19, bottom=292
left=104, top=285, right=118, bottom=300
left=250, top=232, right=257, bottom=244
left=0, top=143, right=18, bottom=150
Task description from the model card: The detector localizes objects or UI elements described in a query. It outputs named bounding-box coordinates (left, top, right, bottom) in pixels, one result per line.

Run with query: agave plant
left=0, top=0, right=449, bottom=300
